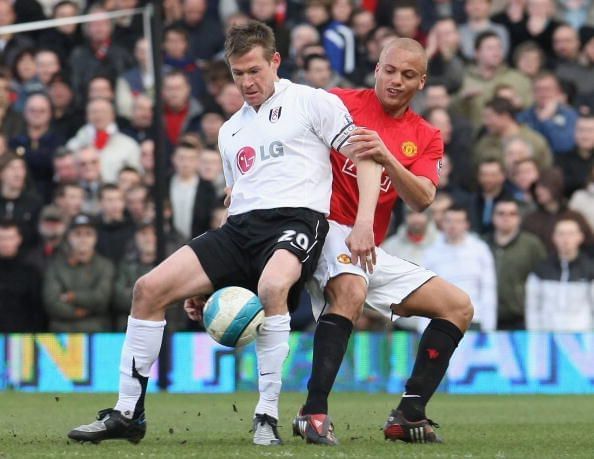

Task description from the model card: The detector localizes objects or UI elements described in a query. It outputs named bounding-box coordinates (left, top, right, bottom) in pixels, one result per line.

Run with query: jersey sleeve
left=218, top=128, right=235, bottom=187
left=307, top=88, right=356, bottom=153
left=408, top=130, right=443, bottom=187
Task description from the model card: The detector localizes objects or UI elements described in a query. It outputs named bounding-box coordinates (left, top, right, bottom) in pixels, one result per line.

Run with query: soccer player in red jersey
left=292, top=38, right=474, bottom=445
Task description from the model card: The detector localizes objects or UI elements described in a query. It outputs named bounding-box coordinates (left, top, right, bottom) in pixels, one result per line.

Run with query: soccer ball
left=203, top=286, right=264, bottom=347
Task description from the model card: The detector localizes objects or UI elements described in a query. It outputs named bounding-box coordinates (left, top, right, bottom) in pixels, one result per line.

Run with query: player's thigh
left=253, top=208, right=329, bottom=312
left=364, top=248, right=436, bottom=320
left=308, top=220, right=370, bottom=321
left=134, top=245, right=214, bottom=309
left=394, top=276, right=472, bottom=326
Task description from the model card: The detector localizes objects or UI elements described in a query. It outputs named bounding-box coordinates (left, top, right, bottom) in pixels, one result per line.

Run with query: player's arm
left=320, top=91, right=382, bottom=272
left=348, top=128, right=439, bottom=212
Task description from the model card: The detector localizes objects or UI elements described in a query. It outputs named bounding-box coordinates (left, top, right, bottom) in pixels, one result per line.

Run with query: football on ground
left=203, top=286, right=264, bottom=347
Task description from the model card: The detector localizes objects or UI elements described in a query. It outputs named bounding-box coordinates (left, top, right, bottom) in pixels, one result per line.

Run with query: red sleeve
left=409, top=130, right=443, bottom=187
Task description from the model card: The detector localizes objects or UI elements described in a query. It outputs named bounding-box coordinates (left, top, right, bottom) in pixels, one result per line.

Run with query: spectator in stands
left=511, top=157, right=541, bottom=207
left=454, top=31, right=532, bottom=129
left=281, top=23, right=320, bottom=79
left=52, top=147, right=79, bottom=186
left=249, top=0, right=290, bottom=59
left=501, top=137, right=535, bottom=176
left=382, top=208, right=440, bottom=265
left=302, top=54, right=351, bottom=89
left=526, top=218, right=594, bottom=331
left=35, top=49, right=62, bottom=89
left=523, top=167, right=593, bottom=251
left=514, top=0, right=562, bottom=56
left=551, top=23, right=594, bottom=99
left=162, top=70, right=204, bottom=153
left=174, top=0, right=225, bottom=62
left=469, top=158, right=517, bottom=234
left=196, top=147, right=222, bottom=194
left=125, top=184, right=149, bottom=224
left=424, top=106, right=474, bottom=193
left=120, top=94, right=155, bottom=144
left=86, top=75, right=133, bottom=130
left=10, top=93, right=63, bottom=200
left=459, top=0, right=510, bottom=60
left=491, top=0, right=526, bottom=50
left=0, top=153, right=42, bottom=249
left=556, top=114, right=594, bottom=196
left=162, top=26, right=203, bottom=99
left=38, top=0, right=84, bottom=63
left=512, top=41, right=547, bottom=81
left=24, top=204, right=67, bottom=272
left=117, top=167, right=142, bottom=195
left=139, top=139, right=155, bottom=188
left=67, top=98, right=141, bottom=183
left=76, top=146, right=103, bottom=215
left=434, top=153, right=471, bottom=207
left=68, top=3, right=135, bottom=104
left=10, top=48, right=45, bottom=112
left=198, top=111, right=224, bottom=150
left=569, top=164, right=594, bottom=232
left=518, top=72, right=578, bottom=155
left=429, top=191, right=455, bottom=231
left=47, top=72, right=83, bottom=140
left=322, top=0, right=357, bottom=76
left=485, top=198, right=547, bottom=329
left=54, top=183, right=85, bottom=222
left=304, top=0, right=332, bottom=44
left=43, top=213, right=114, bottom=332
left=215, top=82, right=244, bottom=119
left=96, top=184, right=136, bottom=264
left=169, top=141, right=216, bottom=240
left=200, top=59, right=232, bottom=113
left=112, top=0, right=144, bottom=54
left=417, top=0, right=467, bottom=32
left=116, top=37, right=155, bottom=119
left=392, top=3, right=427, bottom=46
left=0, top=0, right=35, bottom=68
left=423, top=205, right=497, bottom=331
left=425, top=17, right=465, bottom=94
left=494, top=82, right=527, bottom=111
left=0, top=69, right=25, bottom=140
left=0, top=220, right=44, bottom=332
left=475, top=97, right=553, bottom=169
left=350, top=8, right=376, bottom=75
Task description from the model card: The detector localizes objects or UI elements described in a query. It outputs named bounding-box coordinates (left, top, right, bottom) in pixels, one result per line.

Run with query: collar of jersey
left=241, top=78, right=291, bottom=113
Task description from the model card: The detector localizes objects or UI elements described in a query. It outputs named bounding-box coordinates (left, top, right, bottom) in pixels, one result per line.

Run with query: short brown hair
left=224, top=20, right=276, bottom=62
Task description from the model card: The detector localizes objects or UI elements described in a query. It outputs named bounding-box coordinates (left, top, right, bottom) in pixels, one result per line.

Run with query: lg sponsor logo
left=236, top=141, right=285, bottom=174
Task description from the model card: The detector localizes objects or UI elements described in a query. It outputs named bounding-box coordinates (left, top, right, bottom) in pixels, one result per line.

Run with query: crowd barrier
left=1, top=332, right=593, bottom=393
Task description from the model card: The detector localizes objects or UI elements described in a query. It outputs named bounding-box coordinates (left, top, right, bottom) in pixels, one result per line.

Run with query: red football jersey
left=329, top=88, right=443, bottom=244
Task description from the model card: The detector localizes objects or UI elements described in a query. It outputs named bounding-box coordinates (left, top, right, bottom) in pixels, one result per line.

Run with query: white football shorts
left=307, top=220, right=436, bottom=321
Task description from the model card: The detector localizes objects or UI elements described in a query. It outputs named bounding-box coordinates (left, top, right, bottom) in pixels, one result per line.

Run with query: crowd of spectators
left=1, top=0, right=593, bottom=334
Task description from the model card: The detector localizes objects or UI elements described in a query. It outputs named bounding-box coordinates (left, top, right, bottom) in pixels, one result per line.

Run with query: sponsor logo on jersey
left=269, top=106, right=282, bottom=123
left=401, top=141, right=418, bottom=157
left=236, top=146, right=256, bottom=174
left=337, top=253, right=351, bottom=264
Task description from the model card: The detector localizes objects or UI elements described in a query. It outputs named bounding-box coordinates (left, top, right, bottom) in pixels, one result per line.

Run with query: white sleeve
left=525, top=273, right=542, bottom=331
left=218, top=128, right=234, bottom=188
left=478, top=242, right=497, bottom=332
left=306, top=88, right=355, bottom=153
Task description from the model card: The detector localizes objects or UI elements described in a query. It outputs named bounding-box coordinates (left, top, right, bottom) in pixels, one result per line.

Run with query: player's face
left=374, top=46, right=426, bottom=117
left=228, top=46, right=280, bottom=111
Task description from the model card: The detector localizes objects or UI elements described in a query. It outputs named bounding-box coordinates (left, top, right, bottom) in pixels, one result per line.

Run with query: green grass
left=1, top=392, right=593, bottom=458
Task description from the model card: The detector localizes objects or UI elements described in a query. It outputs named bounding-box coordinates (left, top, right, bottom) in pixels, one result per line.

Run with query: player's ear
left=271, top=51, right=281, bottom=69
left=418, top=73, right=427, bottom=90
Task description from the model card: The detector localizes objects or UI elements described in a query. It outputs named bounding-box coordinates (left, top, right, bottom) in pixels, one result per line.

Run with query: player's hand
left=348, top=128, right=391, bottom=167
left=346, top=220, right=376, bottom=274
left=184, top=295, right=208, bottom=323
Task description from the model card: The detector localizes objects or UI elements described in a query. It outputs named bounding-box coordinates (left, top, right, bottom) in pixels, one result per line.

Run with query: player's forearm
left=383, top=156, right=435, bottom=211
left=355, top=158, right=382, bottom=224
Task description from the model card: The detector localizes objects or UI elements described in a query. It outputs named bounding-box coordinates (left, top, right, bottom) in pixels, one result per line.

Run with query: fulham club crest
left=269, top=106, right=282, bottom=123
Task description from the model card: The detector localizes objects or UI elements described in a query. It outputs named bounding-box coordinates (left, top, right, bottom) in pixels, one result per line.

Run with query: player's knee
left=258, top=277, right=290, bottom=314
left=131, top=274, right=162, bottom=316
left=327, top=279, right=366, bottom=323
left=447, top=290, right=474, bottom=332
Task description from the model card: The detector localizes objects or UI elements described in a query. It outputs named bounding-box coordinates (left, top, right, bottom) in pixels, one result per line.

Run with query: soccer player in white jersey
left=67, top=21, right=381, bottom=446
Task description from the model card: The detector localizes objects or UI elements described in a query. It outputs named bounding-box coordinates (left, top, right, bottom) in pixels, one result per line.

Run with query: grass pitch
left=1, top=392, right=593, bottom=458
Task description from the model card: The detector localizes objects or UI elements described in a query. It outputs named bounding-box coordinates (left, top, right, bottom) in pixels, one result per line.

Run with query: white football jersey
left=218, top=79, right=355, bottom=216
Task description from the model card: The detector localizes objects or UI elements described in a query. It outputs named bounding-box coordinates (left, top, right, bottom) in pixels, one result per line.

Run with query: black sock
left=302, top=313, right=353, bottom=415
left=397, top=319, right=463, bottom=421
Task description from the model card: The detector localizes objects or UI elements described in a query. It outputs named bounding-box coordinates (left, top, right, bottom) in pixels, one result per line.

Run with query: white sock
left=114, top=316, right=166, bottom=418
left=254, top=313, right=291, bottom=420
